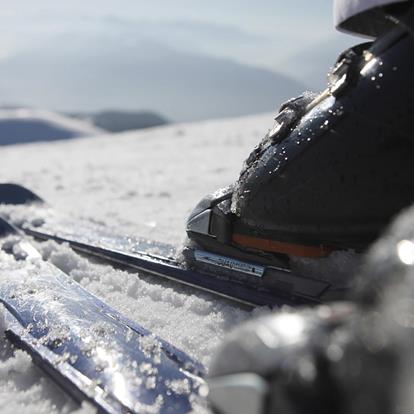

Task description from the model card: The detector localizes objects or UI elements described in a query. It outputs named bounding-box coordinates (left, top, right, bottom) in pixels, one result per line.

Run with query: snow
left=0, top=114, right=269, bottom=244
left=0, top=112, right=276, bottom=413
left=0, top=341, right=78, bottom=414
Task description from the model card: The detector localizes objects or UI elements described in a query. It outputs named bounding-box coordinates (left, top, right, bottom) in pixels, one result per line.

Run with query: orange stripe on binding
left=232, top=233, right=333, bottom=258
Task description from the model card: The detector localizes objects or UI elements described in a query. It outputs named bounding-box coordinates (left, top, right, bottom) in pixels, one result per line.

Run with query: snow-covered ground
left=0, top=112, right=275, bottom=413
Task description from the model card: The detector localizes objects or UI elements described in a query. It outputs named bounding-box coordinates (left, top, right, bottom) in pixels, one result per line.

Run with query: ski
left=25, top=226, right=310, bottom=308
left=0, top=183, right=334, bottom=308
left=0, top=216, right=205, bottom=414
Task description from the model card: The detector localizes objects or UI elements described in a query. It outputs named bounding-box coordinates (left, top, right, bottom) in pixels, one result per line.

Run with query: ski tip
left=0, top=183, right=44, bottom=205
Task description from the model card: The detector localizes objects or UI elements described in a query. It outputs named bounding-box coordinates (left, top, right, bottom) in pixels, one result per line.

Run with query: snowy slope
left=0, top=112, right=274, bottom=413
left=0, top=113, right=270, bottom=244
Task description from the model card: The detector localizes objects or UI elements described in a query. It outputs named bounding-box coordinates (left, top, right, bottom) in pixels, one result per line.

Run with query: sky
left=0, top=0, right=353, bottom=70
left=0, top=1, right=358, bottom=119
left=0, top=0, right=330, bottom=31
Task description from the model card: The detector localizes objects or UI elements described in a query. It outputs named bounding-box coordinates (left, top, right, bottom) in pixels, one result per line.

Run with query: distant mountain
left=71, top=110, right=169, bottom=133
left=0, top=31, right=305, bottom=122
left=280, top=34, right=356, bottom=90
left=0, top=108, right=103, bottom=145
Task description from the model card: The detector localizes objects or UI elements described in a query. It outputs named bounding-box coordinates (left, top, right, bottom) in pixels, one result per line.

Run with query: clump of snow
left=1, top=235, right=28, bottom=260
left=133, top=395, right=164, bottom=414
left=0, top=203, right=51, bottom=229
left=138, top=334, right=162, bottom=365
left=1, top=235, right=22, bottom=252
left=39, top=324, right=71, bottom=349
left=44, top=241, right=84, bottom=276
left=165, top=378, right=191, bottom=395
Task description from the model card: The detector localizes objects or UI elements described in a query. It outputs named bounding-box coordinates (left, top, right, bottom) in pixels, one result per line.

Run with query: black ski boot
left=185, top=9, right=414, bottom=305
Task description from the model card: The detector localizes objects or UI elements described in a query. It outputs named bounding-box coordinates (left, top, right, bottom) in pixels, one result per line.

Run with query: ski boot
left=184, top=8, right=414, bottom=306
